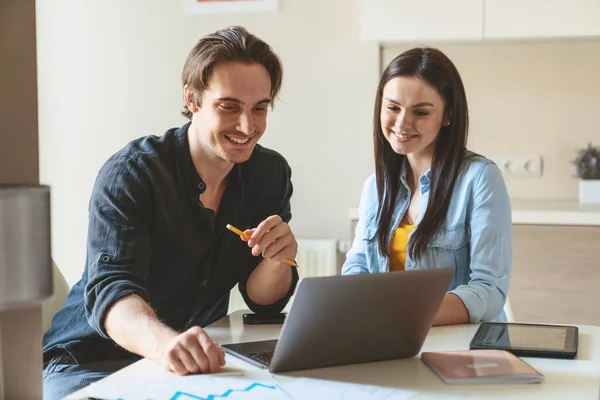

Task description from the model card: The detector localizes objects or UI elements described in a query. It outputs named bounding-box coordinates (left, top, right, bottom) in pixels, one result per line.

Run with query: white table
left=68, top=310, right=600, bottom=399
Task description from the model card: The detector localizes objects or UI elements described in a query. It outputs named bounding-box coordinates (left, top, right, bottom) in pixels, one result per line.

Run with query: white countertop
left=348, top=200, right=600, bottom=226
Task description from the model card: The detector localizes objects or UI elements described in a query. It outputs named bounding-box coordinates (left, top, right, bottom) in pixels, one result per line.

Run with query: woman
left=342, top=47, right=512, bottom=325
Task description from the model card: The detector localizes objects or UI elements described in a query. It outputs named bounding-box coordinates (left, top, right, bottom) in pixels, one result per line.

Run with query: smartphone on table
left=242, top=312, right=286, bottom=325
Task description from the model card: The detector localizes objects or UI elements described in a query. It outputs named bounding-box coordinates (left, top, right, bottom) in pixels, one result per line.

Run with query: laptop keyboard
left=247, top=350, right=274, bottom=366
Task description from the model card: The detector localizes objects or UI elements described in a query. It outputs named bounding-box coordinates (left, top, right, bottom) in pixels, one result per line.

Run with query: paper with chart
left=282, top=376, right=417, bottom=400
left=81, top=370, right=416, bottom=400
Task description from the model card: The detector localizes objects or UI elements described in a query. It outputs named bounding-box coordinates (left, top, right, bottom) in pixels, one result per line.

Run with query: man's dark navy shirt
left=43, top=123, right=299, bottom=365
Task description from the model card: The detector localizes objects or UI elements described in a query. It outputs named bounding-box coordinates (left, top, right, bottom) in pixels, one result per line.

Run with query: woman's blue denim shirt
left=342, top=156, right=512, bottom=323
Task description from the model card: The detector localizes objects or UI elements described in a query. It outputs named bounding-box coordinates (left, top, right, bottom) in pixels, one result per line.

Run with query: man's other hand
left=159, top=326, right=225, bottom=375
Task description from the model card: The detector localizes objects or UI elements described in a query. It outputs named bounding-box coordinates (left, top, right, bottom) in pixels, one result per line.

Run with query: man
left=42, top=26, right=299, bottom=399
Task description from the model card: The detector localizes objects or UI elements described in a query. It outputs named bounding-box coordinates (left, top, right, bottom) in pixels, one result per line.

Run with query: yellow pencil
left=226, top=224, right=298, bottom=267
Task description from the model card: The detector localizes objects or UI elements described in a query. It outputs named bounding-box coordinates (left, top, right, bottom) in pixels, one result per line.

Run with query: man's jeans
left=43, top=352, right=136, bottom=400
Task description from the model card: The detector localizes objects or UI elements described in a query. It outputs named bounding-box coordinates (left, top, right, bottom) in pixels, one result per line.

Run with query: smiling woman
left=342, top=47, right=513, bottom=328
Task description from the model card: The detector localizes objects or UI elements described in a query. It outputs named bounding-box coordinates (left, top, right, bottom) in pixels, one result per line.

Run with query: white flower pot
left=579, top=180, right=600, bottom=204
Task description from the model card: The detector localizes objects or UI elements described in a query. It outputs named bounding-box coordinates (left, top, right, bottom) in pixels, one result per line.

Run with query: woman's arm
left=342, top=174, right=376, bottom=275
left=448, top=162, right=513, bottom=323
left=433, top=293, right=470, bottom=325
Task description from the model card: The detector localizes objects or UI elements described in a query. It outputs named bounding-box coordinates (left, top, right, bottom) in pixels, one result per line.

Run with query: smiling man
left=42, top=26, right=299, bottom=400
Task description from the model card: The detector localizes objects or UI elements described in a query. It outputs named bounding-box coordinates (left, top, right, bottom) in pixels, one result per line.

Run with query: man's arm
left=105, top=294, right=224, bottom=374
left=239, top=248, right=298, bottom=314
left=246, top=259, right=293, bottom=306
left=244, top=215, right=296, bottom=306
left=240, top=159, right=298, bottom=310
left=105, top=294, right=177, bottom=363
left=84, top=155, right=154, bottom=340
left=85, top=155, right=223, bottom=374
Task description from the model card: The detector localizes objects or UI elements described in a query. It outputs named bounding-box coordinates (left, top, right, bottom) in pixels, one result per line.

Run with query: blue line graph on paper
left=169, top=381, right=293, bottom=400
left=84, top=371, right=416, bottom=400
left=84, top=372, right=295, bottom=400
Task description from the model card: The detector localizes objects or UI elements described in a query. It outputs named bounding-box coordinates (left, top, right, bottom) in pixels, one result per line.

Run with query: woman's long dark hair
left=374, top=47, right=473, bottom=261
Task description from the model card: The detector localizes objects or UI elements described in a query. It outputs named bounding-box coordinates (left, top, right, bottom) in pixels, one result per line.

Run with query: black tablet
left=469, top=322, right=578, bottom=359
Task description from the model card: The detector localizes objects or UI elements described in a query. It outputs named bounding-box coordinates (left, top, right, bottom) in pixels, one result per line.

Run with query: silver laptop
left=221, top=267, right=454, bottom=373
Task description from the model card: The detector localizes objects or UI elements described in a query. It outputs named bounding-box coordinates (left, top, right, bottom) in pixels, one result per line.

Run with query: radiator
left=228, top=237, right=338, bottom=313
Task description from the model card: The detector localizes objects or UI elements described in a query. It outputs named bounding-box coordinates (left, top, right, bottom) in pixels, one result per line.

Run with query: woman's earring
left=444, top=120, right=451, bottom=126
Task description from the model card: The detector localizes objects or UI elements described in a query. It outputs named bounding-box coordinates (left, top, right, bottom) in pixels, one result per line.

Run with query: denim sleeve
left=238, top=158, right=299, bottom=315
left=84, top=155, right=153, bottom=339
left=341, top=174, right=375, bottom=275
left=449, top=162, right=512, bottom=323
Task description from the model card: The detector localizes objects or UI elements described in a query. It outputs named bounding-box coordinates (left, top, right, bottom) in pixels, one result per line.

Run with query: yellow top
left=390, top=223, right=415, bottom=271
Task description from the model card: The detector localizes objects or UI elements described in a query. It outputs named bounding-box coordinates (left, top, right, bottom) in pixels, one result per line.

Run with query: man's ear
left=183, top=84, right=199, bottom=113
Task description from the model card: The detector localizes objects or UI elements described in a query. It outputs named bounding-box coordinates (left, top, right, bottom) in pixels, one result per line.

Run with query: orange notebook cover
left=421, top=349, right=544, bottom=385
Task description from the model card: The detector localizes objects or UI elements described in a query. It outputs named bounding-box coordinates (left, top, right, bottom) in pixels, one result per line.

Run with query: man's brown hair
left=181, top=26, right=283, bottom=119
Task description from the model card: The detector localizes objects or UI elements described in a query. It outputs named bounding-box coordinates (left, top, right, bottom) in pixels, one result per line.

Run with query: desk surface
left=68, top=311, right=600, bottom=399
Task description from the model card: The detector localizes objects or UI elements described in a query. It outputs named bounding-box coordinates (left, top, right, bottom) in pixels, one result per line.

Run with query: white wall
left=36, top=0, right=379, bottom=285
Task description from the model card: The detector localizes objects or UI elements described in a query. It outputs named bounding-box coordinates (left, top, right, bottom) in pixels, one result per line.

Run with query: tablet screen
left=480, top=324, right=569, bottom=351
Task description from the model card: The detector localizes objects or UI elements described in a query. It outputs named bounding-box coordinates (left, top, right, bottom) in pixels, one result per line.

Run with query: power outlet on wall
left=489, top=155, right=543, bottom=177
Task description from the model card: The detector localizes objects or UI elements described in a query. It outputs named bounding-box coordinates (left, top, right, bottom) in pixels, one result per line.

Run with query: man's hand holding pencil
left=226, top=215, right=299, bottom=267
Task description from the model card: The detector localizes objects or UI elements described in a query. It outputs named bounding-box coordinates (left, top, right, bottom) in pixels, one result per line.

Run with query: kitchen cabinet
left=485, top=0, right=600, bottom=40
left=360, top=0, right=484, bottom=42
left=510, top=224, right=600, bottom=326
left=360, top=0, right=600, bottom=42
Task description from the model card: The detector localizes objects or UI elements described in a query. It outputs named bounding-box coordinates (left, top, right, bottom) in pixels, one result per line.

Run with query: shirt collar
left=400, top=158, right=431, bottom=194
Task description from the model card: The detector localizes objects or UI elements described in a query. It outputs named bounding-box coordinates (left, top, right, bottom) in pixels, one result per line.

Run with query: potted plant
left=573, top=143, right=600, bottom=204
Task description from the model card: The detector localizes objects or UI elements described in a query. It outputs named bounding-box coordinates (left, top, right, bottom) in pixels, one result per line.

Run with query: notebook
left=421, top=349, right=544, bottom=385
